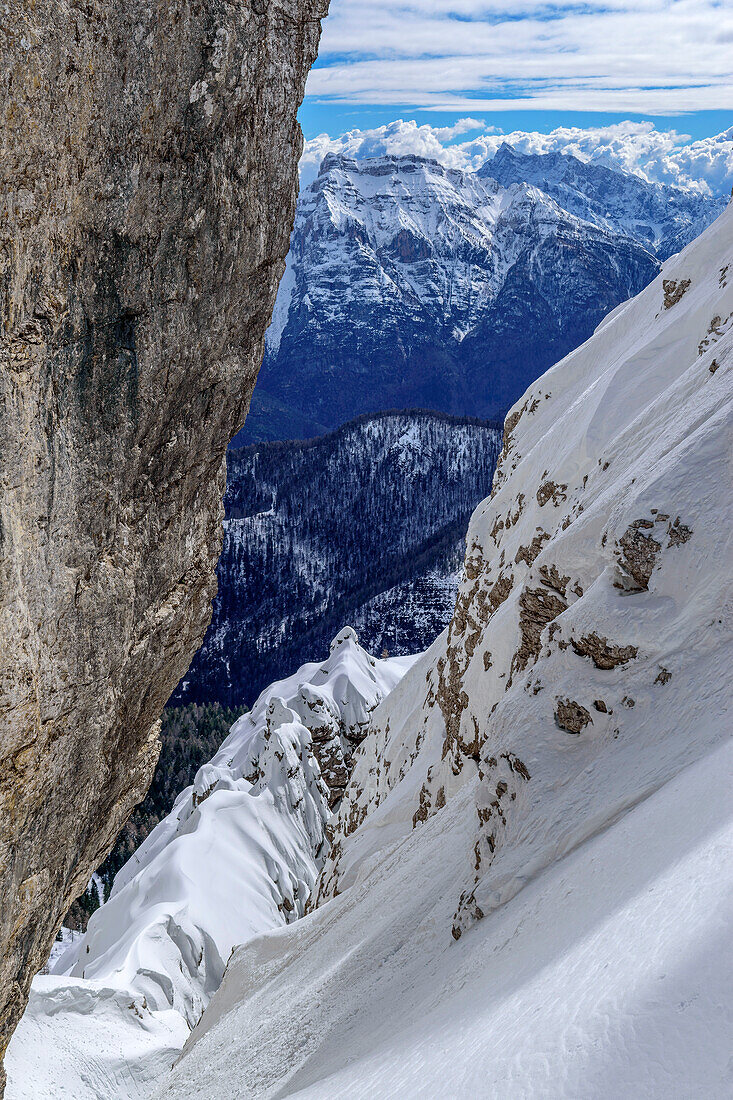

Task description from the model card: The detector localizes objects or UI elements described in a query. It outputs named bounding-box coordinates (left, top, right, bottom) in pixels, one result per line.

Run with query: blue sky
left=299, top=0, right=733, bottom=143
left=300, top=105, right=732, bottom=145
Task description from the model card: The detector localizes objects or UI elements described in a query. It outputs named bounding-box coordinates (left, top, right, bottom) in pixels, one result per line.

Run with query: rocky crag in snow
left=6, top=633, right=411, bottom=1099
left=175, top=411, right=501, bottom=707
left=0, top=0, right=326, bottom=1084
left=159, top=203, right=733, bottom=1098
left=246, top=152, right=721, bottom=441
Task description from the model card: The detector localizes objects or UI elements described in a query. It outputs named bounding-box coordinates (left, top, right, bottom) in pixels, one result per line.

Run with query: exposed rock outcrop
left=0, top=0, right=326, bottom=1083
left=555, top=698, right=593, bottom=734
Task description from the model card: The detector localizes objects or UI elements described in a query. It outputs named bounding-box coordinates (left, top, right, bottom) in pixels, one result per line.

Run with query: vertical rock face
left=0, top=0, right=326, bottom=1083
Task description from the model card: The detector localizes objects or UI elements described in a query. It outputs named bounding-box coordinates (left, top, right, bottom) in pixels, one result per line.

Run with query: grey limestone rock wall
left=0, top=0, right=326, bottom=1084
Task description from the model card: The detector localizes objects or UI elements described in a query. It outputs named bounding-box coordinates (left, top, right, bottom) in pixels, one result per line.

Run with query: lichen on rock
left=555, top=699, right=593, bottom=734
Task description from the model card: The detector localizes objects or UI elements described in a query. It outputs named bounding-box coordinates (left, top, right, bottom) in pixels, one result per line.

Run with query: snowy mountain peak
left=259, top=149, right=665, bottom=433
left=481, top=144, right=725, bottom=260
left=317, top=151, right=465, bottom=184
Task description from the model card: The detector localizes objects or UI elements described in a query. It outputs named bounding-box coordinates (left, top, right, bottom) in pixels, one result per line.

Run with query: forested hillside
left=174, top=411, right=502, bottom=707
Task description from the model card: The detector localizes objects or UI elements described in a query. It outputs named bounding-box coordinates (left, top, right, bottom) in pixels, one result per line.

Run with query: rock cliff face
left=0, top=0, right=326, bottom=1084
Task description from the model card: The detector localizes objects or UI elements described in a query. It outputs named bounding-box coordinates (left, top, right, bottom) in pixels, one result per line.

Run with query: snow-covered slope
left=158, top=203, right=733, bottom=1099
left=252, top=153, right=661, bottom=437
left=6, top=633, right=413, bottom=1099
left=6, top=978, right=187, bottom=1100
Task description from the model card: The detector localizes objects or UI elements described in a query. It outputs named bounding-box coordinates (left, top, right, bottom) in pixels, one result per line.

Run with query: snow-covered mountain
left=157, top=201, right=733, bottom=1098
left=242, top=152, right=719, bottom=443
left=6, top=634, right=413, bottom=1098
left=175, top=411, right=501, bottom=708
left=481, top=143, right=726, bottom=261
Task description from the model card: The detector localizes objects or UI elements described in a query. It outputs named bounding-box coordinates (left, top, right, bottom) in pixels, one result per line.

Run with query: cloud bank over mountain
left=301, top=119, right=733, bottom=196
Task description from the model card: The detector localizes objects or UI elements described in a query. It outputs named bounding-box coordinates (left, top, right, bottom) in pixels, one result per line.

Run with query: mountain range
left=236, top=150, right=723, bottom=444
left=480, top=143, right=724, bottom=260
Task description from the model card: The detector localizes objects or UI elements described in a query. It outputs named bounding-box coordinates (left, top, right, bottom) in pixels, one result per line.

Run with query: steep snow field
left=6, top=634, right=413, bottom=1099
left=8, top=199, right=731, bottom=1100
left=159, top=740, right=732, bottom=1100
left=158, top=202, right=733, bottom=1098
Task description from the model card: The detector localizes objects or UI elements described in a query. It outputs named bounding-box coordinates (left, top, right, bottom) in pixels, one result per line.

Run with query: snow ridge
left=55, top=631, right=412, bottom=1025
left=6, top=635, right=414, bottom=1099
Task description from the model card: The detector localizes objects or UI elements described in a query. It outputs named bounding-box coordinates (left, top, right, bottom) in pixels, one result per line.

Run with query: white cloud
left=299, top=119, right=494, bottom=185
left=308, top=0, right=733, bottom=115
left=300, top=119, right=733, bottom=196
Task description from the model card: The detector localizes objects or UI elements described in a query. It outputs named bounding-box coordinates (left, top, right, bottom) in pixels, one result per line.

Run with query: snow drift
left=158, top=202, right=733, bottom=1098
left=6, top=633, right=412, bottom=1098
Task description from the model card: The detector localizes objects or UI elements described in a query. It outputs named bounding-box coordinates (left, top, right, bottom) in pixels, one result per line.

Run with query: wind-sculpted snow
left=159, top=204, right=733, bottom=1099
left=6, top=633, right=412, bottom=1098
left=54, top=631, right=411, bottom=1025
left=6, top=979, right=187, bottom=1100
